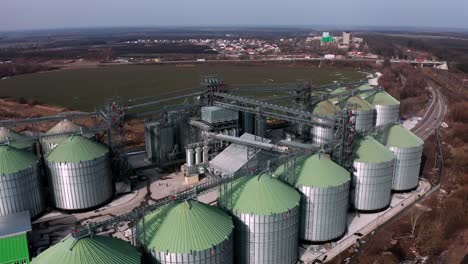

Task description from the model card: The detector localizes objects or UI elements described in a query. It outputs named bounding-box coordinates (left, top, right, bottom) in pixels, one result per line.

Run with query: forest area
left=364, top=34, right=468, bottom=73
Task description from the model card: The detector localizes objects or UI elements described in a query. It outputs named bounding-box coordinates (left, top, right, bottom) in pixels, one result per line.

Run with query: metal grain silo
left=344, top=96, right=375, bottom=133
left=366, top=91, right=400, bottom=127
left=356, top=83, right=375, bottom=99
left=310, top=100, right=339, bottom=146
left=218, top=174, right=301, bottom=264
left=144, top=121, right=176, bottom=165
left=31, top=234, right=141, bottom=264
left=241, top=112, right=255, bottom=135
left=195, top=147, right=202, bottom=164
left=329, top=87, right=347, bottom=104
left=0, top=145, right=44, bottom=218
left=375, top=124, right=423, bottom=191
left=275, top=153, right=350, bottom=242
left=41, top=119, right=93, bottom=153
left=139, top=200, right=234, bottom=264
left=0, top=127, right=36, bottom=152
left=351, top=136, right=395, bottom=211
left=46, top=135, right=113, bottom=210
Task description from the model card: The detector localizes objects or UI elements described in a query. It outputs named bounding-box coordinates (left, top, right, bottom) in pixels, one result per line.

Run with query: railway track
left=411, top=83, right=448, bottom=140
left=422, top=68, right=468, bottom=99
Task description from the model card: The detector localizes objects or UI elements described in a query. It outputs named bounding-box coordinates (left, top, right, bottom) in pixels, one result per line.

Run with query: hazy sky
left=2, top=1, right=468, bottom=31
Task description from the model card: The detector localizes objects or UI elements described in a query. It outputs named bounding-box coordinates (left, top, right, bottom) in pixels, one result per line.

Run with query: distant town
left=116, top=32, right=378, bottom=63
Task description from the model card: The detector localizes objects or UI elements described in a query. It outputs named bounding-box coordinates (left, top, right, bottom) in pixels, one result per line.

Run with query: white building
left=342, top=32, right=351, bottom=45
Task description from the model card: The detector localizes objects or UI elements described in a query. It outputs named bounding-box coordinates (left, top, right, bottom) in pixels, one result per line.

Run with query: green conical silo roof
left=311, top=100, right=340, bottom=117
left=46, top=135, right=108, bottom=163
left=275, top=154, right=350, bottom=188
left=357, top=83, right=373, bottom=92
left=0, top=127, right=34, bottom=150
left=0, top=145, right=38, bottom=175
left=219, top=174, right=300, bottom=215
left=366, top=91, right=400, bottom=106
left=46, top=119, right=82, bottom=135
left=357, top=84, right=375, bottom=98
left=31, top=235, right=140, bottom=264
left=42, top=119, right=93, bottom=146
left=330, top=87, right=347, bottom=95
left=344, top=96, right=375, bottom=111
left=140, top=200, right=233, bottom=253
left=353, top=135, right=395, bottom=163
left=376, top=124, right=423, bottom=148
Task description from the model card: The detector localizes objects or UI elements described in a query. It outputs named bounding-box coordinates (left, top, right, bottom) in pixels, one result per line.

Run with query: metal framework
left=97, top=97, right=128, bottom=180
left=73, top=152, right=288, bottom=240
left=332, top=106, right=357, bottom=168
left=0, top=74, right=382, bottom=239
left=211, top=93, right=334, bottom=127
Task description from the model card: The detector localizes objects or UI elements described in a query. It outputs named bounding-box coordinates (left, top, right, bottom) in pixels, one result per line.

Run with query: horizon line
left=2, top=24, right=468, bottom=34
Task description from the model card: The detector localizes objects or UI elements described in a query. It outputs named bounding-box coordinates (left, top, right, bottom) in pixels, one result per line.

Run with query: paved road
left=141, top=57, right=446, bottom=66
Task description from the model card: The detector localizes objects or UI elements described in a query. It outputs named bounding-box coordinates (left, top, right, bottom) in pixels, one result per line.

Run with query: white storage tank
left=310, top=100, right=339, bottom=146
left=343, top=96, right=375, bottom=133
left=351, top=136, right=396, bottom=211
left=218, top=174, right=300, bottom=264
left=41, top=119, right=93, bottom=153
left=365, top=91, right=400, bottom=127
left=46, top=135, right=113, bottom=210
left=375, top=124, right=423, bottom=191
left=275, top=153, right=350, bottom=242
left=0, top=145, right=44, bottom=218
left=139, top=200, right=234, bottom=264
left=202, top=146, right=209, bottom=164
left=195, top=147, right=202, bottom=164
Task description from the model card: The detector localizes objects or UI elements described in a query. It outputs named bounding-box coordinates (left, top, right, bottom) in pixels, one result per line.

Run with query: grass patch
left=0, top=64, right=365, bottom=111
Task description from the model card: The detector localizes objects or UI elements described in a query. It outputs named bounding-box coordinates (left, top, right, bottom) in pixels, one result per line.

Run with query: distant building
left=321, top=32, right=334, bottom=46
left=342, top=32, right=351, bottom=45
left=353, top=37, right=364, bottom=43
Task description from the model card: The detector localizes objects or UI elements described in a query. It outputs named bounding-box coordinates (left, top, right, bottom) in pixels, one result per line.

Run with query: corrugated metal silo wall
left=351, top=159, right=394, bottom=211
left=240, top=112, right=255, bottom=135
left=389, top=145, right=423, bottom=191
left=255, top=115, right=266, bottom=138
left=144, top=122, right=156, bottom=161
left=144, top=122, right=176, bottom=165
left=177, top=116, right=190, bottom=152
left=374, top=104, right=399, bottom=127
left=310, top=117, right=335, bottom=146
left=299, top=182, right=350, bottom=242
left=352, top=109, right=375, bottom=132
left=0, top=163, right=44, bottom=217
left=47, top=154, right=113, bottom=210
left=149, top=234, right=233, bottom=264
left=231, top=207, right=300, bottom=264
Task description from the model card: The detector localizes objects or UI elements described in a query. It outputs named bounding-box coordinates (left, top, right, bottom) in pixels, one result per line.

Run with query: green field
left=0, top=64, right=365, bottom=111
